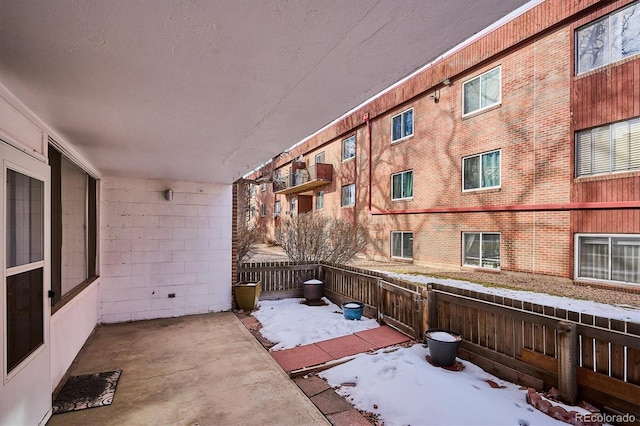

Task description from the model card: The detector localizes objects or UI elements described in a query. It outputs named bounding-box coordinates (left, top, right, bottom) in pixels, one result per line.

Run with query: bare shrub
left=237, top=225, right=262, bottom=262
left=278, top=213, right=368, bottom=263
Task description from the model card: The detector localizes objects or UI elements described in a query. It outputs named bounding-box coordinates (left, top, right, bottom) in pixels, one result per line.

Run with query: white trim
left=461, top=232, right=501, bottom=270
left=462, top=65, right=502, bottom=117
left=390, top=107, right=414, bottom=144
left=390, top=169, right=414, bottom=201
left=461, top=149, right=502, bottom=192
left=574, top=233, right=640, bottom=286
left=341, top=135, right=356, bottom=161
left=390, top=231, right=413, bottom=260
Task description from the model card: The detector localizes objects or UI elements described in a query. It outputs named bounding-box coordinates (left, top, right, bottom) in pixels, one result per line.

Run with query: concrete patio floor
left=47, top=312, right=329, bottom=426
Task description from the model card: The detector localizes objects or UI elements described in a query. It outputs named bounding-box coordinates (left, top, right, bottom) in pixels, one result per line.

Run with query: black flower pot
left=302, top=279, right=324, bottom=304
left=424, top=329, right=462, bottom=367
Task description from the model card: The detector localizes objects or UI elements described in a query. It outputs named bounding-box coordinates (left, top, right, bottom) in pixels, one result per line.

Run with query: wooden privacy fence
left=237, top=261, right=640, bottom=416
left=424, top=287, right=640, bottom=417
left=237, top=261, right=317, bottom=299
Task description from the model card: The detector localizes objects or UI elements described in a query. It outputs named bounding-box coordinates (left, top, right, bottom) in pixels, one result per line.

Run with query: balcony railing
left=273, top=163, right=333, bottom=194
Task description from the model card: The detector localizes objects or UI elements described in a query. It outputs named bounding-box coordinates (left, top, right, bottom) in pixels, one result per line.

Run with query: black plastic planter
left=302, top=279, right=324, bottom=304
left=424, top=329, right=462, bottom=367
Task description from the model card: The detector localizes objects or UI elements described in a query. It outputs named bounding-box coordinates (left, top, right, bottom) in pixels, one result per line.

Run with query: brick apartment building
left=247, top=0, right=640, bottom=290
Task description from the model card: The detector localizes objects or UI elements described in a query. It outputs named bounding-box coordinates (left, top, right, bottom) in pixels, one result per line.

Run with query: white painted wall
left=50, top=281, right=100, bottom=391
left=100, top=177, right=232, bottom=323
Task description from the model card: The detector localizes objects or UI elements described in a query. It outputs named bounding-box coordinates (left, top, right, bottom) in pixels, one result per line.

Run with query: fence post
left=423, top=285, right=437, bottom=336
left=557, top=321, right=577, bottom=405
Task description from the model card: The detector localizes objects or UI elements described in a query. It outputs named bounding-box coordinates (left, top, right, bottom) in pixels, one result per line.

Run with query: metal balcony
left=273, top=163, right=333, bottom=194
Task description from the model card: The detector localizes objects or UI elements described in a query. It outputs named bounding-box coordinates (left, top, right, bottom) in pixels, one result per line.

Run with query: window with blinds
left=576, top=234, right=640, bottom=285
left=575, top=117, right=640, bottom=177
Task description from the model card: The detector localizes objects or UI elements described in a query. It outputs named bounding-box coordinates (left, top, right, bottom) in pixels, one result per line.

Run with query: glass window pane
left=6, top=170, right=44, bottom=268
left=579, top=237, right=609, bottom=279
left=402, top=233, right=413, bottom=258
left=391, top=232, right=402, bottom=257
left=463, top=156, right=480, bottom=190
left=61, top=158, right=88, bottom=294
left=611, top=4, right=640, bottom=62
left=481, top=151, right=500, bottom=188
left=403, top=110, right=413, bottom=137
left=481, top=68, right=501, bottom=108
left=611, top=237, right=640, bottom=284
left=392, top=174, right=402, bottom=199
left=392, top=115, right=402, bottom=141
left=463, top=77, right=480, bottom=114
left=482, top=234, right=501, bottom=269
left=592, top=126, right=611, bottom=174
left=403, top=171, right=413, bottom=198
left=576, top=130, right=593, bottom=176
left=629, top=119, right=640, bottom=170
left=576, top=19, right=609, bottom=74
left=463, top=233, right=480, bottom=266
left=7, top=267, right=44, bottom=372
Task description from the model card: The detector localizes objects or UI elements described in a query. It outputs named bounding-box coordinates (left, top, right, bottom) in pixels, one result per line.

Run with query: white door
left=0, top=142, right=51, bottom=425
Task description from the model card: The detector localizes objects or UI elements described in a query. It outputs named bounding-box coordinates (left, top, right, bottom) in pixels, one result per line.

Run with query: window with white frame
left=463, top=66, right=501, bottom=116
left=316, top=190, right=324, bottom=210
left=391, top=231, right=413, bottom=259
left=342, top=135, right=356, bottom=160
left=391, top=108, right=414, bottom=142
left=462, top=233, right=500, bottom=269
left=315, top=152, right=325, bottom=164
left=391, top=170, right=413, bottom=200
left=576, top=234, right=639, bottom=285
left=463, top=149, right=501, bottom=191
left=260, top=203, right=266, bottom=217
left=576, top=2, right=640, bottom=75
left=341, top=183, right=355, bottom=207
left=289, top=196, right=296, bottom=214
left=274, top=200, right=281, bottom=216
left=576, top=118, right=640, bottom=177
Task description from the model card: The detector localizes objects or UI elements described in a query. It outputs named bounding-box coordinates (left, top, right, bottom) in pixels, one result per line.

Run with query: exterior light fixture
left=165, top=189, right=173, bottom=201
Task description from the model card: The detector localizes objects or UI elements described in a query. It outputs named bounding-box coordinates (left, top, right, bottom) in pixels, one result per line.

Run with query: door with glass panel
left=0, top=142, right=51, bottom=425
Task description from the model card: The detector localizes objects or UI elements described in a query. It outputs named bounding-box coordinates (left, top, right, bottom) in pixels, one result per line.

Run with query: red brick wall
left=245, top=0, right=638, bottom=284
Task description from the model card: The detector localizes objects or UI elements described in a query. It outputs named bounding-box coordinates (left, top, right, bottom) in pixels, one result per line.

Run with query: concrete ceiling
left=0, top=0, right=531, bottom=184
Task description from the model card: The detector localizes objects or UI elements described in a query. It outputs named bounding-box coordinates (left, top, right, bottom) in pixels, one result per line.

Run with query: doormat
left=52, top=370, right=122, bottom=415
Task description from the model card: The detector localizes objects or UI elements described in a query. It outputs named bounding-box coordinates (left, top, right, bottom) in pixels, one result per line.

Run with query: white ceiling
left=0, top=0, right=531, bottom=184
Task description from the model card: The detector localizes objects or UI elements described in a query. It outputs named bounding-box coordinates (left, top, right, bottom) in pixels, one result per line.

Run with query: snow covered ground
left=251, top=297, right=379, bottom=350
left=253, top=297, right=599, bottom=426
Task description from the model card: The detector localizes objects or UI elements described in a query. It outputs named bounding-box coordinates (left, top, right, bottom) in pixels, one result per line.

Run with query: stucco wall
left=100, top=177, right=232, bottom=323
left=50, top=281, right=100, bottom=391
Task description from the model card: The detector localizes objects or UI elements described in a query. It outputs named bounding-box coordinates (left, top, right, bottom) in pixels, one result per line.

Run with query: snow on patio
left=253, top=297, right=597, bottom=426
left=251, top=297, right=379, bottom=351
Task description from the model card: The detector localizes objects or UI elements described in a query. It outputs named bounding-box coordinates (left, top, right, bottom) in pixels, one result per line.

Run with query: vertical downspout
left=364, top=112, right=372, bottom=212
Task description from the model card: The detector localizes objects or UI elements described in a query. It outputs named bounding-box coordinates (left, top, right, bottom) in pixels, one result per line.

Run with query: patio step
left=270, top=326, right=411, bottom=373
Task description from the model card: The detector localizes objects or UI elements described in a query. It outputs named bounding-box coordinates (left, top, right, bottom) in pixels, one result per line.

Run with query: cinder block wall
left=100, top=177, right=232, bottom=323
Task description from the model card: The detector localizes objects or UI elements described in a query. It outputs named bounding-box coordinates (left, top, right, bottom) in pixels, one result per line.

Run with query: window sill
left=461, top=103, right=501, bottom=120
left=390, top=256, right=413, bottom=263
left=461, top=265, right=501, bottom=273
left=391, top=134, right=414, bottom=145
left=574, top=279, right=640, bottom=294
left=342, top=157, right=355, bottom=163
left=52, top=275, right=99, bottom=315
left=574, top=170, right=640, bottom=183
left=462, top=187, right=501, bottom=195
